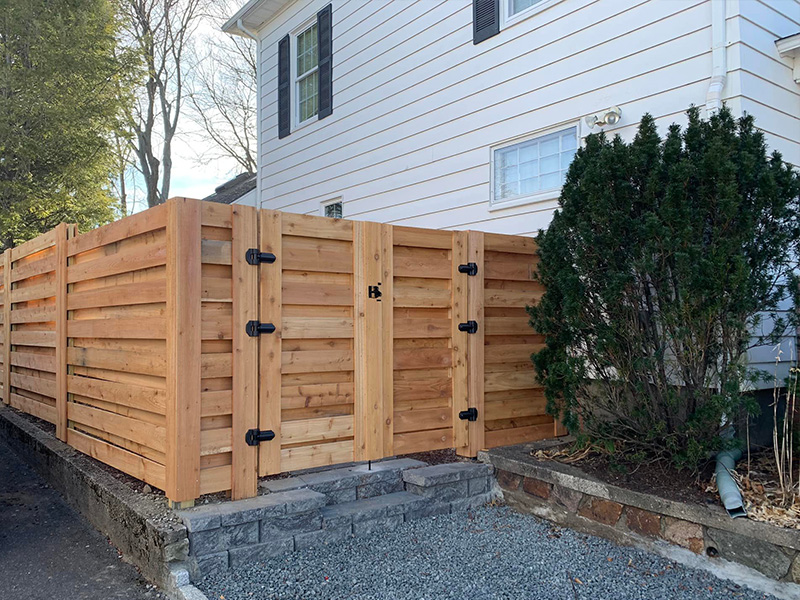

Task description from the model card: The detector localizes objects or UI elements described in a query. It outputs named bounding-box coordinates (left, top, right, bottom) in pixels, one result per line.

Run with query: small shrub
left=529, top=107, right=800, bottom=469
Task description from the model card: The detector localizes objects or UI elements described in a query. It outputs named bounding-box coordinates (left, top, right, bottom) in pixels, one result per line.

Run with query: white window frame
left=489, top=122, right=579, bottom=211
left=321, top=197, right=344, bottom=218
left=502, top=0, right=560, bottom=29
left=291, top=17, right=319, bottom=129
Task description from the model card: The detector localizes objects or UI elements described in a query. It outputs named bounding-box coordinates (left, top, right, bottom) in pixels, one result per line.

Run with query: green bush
left=529, top=107, right=800, bottom=468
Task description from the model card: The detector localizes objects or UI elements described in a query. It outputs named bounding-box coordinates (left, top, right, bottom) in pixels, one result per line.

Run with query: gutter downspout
left=705, top=0, right=727, bottom=115
left=237, top=19, right=261, bottom=209
left=716, top=448, right=747, bottom=518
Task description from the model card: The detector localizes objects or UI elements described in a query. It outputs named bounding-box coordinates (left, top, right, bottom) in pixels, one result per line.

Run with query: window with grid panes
left=296, top=23, right=319, bottom=123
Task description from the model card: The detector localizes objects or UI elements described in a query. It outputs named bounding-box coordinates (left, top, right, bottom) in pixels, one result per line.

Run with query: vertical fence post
left=452, top=231, right=470, bottom=455
left=354, top=221, right=385, bottom=461
left=380, top=224, right=394, bottom=458
left=55, top=223, right=68, bottom=441
left=465, top=231, right=485, bottom=456
left=231, top=205, right=259, bottom=499
left=166, top=198, right=202, bottom=506
left=2, top=250, right=10, bottom=405
left=258, top=210, right=282, bottom=476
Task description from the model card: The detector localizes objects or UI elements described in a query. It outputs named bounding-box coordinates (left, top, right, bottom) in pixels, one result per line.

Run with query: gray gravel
left=198, top=505, right=780, bottom=600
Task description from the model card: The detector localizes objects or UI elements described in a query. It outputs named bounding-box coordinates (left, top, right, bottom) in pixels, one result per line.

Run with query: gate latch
left=368, top=284, right=382, bottom=301
left=246, top=320, right=276, bottom=337
left=459, top=407, right=479, bottom=422
left=458, top=320, right=478, bottom=334
left=245, top=249, right=277, bottom=265
left=245, top=428, right=275, bottom=446
left=458, top=262, right=478, bottom=276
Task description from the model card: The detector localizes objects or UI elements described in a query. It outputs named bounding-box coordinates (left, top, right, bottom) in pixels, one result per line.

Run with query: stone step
left=259, top=458, right=428, bottom=504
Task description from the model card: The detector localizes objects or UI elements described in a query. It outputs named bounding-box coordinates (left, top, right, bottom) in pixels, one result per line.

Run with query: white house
left=223, top=0, right=800, bottom=385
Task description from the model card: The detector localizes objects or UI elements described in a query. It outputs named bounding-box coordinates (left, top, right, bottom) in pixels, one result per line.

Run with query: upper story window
left=296, top=23, right=319, bottom=124
left=492, top=126, right=577, bottom=206
left=508, top=0, right=545, bottom=17
left=323, top=200, right=343, bottom=219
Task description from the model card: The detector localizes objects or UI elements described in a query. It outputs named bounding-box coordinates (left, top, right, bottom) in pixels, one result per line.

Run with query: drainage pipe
left=715, top=448, right=747, bottom=518
left=705, top=0, right=727, bottom=114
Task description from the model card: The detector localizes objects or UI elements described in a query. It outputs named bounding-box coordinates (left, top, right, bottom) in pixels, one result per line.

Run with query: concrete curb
left=0, top=406, right=190, bottom=596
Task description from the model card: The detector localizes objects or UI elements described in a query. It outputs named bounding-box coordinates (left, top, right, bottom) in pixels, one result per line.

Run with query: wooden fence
left=0, top=198, right=563, bottom=505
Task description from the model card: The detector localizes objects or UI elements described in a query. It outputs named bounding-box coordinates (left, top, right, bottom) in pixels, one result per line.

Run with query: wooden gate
left=250, top=211, right=557, bottom=478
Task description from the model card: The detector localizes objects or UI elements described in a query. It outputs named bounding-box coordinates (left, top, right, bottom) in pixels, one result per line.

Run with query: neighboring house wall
left=254, top=0, right=798, bottom=233
left=233, top=187, right=259, bottom=206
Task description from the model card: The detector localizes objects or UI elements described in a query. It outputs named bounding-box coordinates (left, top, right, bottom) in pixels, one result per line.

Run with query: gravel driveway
left=198, top=505, right=779, bottom=600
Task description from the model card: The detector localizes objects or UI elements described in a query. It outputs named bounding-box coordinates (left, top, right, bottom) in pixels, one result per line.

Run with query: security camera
left=585, top=106, right=622, bottom=128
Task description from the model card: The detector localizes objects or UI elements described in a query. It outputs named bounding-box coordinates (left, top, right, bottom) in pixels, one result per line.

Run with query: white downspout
left=237, top=19, right=261, bottom=209
left=705, top=0, right=727, bottom=115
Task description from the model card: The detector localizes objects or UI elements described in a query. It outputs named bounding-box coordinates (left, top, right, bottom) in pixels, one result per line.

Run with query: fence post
left=258, top=209, right=282, bottom=476
left=166, top=198, right=202, bottom=506
left=2, top=250, right=10, bottom=405
left=465, top=231, right=485, bottom=456
left=55, top=223, right=68, bottom=441
left=452, top=231, right=470, bottom=455
left=231, top=205, right=259, bottom=499
left=354, top=221, right=386, bottom=461
left=380, top=224, right=393, bottom=458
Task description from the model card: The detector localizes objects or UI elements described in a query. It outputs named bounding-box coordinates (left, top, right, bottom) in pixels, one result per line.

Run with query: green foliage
left=529, top=107, right=800, bottom=469
left=0, top=0, right=124, bottom=249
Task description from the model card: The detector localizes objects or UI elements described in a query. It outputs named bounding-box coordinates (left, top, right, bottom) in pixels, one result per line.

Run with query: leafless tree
left=119, top=0, right=205, bottom=208
left=187, top=1, right=257, bottom=173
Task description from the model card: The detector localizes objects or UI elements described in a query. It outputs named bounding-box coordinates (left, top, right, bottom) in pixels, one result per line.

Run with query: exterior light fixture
left=585, top=106, right=622, bottom=129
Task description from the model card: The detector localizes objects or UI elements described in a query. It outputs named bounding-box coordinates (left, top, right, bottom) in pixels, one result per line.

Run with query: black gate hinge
left=458, top=320, right=478, bottom=334
left=459, top=407, right=478, bottom=421
left=458, top=262, right=478, bottom=276
left=245, top=249, right=277, bottom=265
left=246, top=320, right=276, bottom=337
left=368, top=284, right=382, bottom=301
left=245, top=428, right=275, bottom=446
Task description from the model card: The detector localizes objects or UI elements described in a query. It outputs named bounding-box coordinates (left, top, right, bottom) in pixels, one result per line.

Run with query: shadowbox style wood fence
left=0, top=198, right=564, bottom=504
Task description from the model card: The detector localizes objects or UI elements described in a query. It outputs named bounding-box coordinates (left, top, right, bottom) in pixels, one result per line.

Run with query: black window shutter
left=473, top=0, right=499, bottom=44
left=317, top=4, right=333, bottom=119
left=278, top=34, right=291, bottom=139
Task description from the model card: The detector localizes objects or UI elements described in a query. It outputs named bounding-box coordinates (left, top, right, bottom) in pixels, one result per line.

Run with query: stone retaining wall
left=483, top=445, right=800, bottom=585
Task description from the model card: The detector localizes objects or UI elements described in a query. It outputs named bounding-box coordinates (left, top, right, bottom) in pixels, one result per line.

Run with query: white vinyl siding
left=493, top=126, right=577, bottom=205
left=296, top=22, right=319, bottom=123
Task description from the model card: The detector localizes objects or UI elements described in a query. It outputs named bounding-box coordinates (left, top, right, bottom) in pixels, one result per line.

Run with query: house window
left=323, top=200, right=343, bottom=219
left=508, top=0, right=545, bottom=17
left=493, top=126, right=577, bottom=205
left=296, top=23, right=319, bottom=123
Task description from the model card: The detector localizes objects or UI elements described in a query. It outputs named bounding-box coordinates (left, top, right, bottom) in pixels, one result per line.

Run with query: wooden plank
left=393, top=316, right=451, bottom=339
left=282, top=236, right=353, bottom=273
left=10, top=393, right=57, bottom=423
left=9, top=305, right=56, bottom=324
left=281, top=212, right=353, bottom=241
left=380, top=224, right=394, bottom=457
left=451, top=230, right=469, bottom=453
left=67, top=402, right=166, bottom=454
left=282, top=280, right=353, bottom=306
left=281, top=349, right=353, bottom=374
left=68, top=429, right=166, bottom=490
left=200, top=353, right=232, bottom=378
left=201, top=239, right=232, bottom=265
left=67, top=346, right=166, bottom=377
left=55, top=224, right=68, bottom=440
left=10, top=229, right=57, bottom=262
left=393, top=374, right=451, bottom=403
left=484, top=317, right=531, bottom=336
left=200, top=202, right=233, bottom=228
left=281, top=415, right=354, bottom=445
left=392, top=226, right=452, bottom=250
left=353, top=221, right=384, bottom=461
left=281, top=382, right=354, bottom=410
left=485, top=395, right=548, bottom=420
left=393, top=246, right=451, bottom=279
left=67, top=239, right=167, bottom=284
left=10, top=282, right=55, bottom=304
left=231, top=204, right=259, bottom=499
left=393, top=407, right=452, bottom=434
left=393, top=347, right=452, bottom=370
left=2, top=251, right=10, bottom=404
left=485, top=370, right=537, bottom=392
left=11, top=371, right=56, bottom=398
left=259, top=210, right=282, bottom=476
left=483, top=233, right=538, bottom=254
left=10, top=253, right=55, bottom=283
left=281, top=317, right=353, bottom=339
left=11, top=351, right=56, bottom=373
left=200, top=427, right=232, bottom=456
left=280, top=439, right=353, bottom=472
left=484, top=288, right=545, bottom=307
left=483, top=260, right=537, bottom=282
left=484, top=344, right=543, bottom=364
left=67, top=204, right=167, bottom=257
left=67, top=318, right=166, bottom=339
left=465, top=231, right=485, bottom=456
left=67, top=375, right=166, bottom=415
left=393, top=278, right=451, bottom=308
left=393, top=428, right=452, bottom=455
left=199, top=465, right=232, bottom=495
left=67, top=280, right=166, bottom=310
left=165, top=198, right=202, bottom=503
left=484, top=422, right=554, bottom=448
left=10, top=331, right=56, bottom=348
left=201, top=390, right=232, bottom=418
